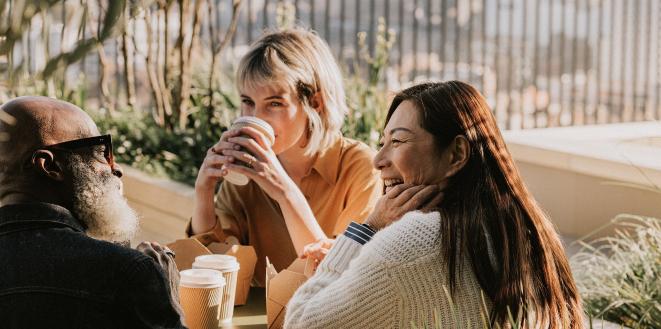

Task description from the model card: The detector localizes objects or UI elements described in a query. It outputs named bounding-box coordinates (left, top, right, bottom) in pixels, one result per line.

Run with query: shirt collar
left=309, top=134, right=343, bottom=186
left=0, top=202, right=86, bottom=233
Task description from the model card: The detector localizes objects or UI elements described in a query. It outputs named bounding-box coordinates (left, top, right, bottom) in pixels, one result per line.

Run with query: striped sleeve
left=343, top=221, right=376, bottom=245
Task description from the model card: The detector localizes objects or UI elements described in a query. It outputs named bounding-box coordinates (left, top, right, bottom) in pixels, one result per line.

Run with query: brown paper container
left=168, top=239, right=212, bottom=270
left=167, top=238, right=257, bottom=306
left=179, top=285, right=222, bottom=329
left=265, top=257, right=315, bottom=329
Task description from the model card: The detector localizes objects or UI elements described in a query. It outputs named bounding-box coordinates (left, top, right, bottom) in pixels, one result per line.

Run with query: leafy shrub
left=92, top=87, right=239, bottom=186
left=571, top=214, right=661, bottom=329
left=342, top=18, right=396, bottom=149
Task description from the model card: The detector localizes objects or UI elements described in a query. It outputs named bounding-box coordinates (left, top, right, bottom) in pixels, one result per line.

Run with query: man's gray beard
left=67, top=154, right=139, bottom=243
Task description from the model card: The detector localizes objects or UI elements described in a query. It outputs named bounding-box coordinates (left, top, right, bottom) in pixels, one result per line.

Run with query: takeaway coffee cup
left=223, top=116, right=275, bottom=186
left=192, top=254, right=240, bottom=324
left=179, top=269, right=226, bottom=329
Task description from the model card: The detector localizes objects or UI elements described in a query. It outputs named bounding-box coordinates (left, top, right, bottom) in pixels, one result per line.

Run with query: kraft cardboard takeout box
left=265, top=257, right=315, bottom=329
left=167, top=238, right=257, bottom=306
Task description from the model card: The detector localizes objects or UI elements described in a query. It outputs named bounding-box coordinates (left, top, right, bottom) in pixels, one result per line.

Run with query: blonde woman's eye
left=241, top=99, right=254, bottom=106
left=270, top=102, right=283, bottom=107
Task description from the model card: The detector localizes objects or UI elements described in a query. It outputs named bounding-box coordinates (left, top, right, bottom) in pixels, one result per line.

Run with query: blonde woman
left=187, top=29, right=381, bottom=286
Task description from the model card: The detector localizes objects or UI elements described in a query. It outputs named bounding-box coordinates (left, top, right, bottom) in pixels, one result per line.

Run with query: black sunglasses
left=34, top=134, right=115, bottom=168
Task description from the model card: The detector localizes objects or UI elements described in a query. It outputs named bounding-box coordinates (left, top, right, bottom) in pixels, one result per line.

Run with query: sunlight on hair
left=236, top=28, right=347, bottom=156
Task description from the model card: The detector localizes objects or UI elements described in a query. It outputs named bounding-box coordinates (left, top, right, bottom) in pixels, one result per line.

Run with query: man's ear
left=31, top=150, right=66, bottom=182
left=443, top=135, right=470, bottom=179
left=309, top=92, right=324, bottom=113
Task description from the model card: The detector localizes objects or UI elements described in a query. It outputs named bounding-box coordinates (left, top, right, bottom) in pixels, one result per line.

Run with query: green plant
left=343, top=17, right=396, bottom=149
left=91, top=82, right=240, bottom=185
left=571, top=214, right=661, bottom=329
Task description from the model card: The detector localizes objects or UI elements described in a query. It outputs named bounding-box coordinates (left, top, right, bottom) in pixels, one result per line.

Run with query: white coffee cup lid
left=233, top=116, right=275, bottom=143
left=179, top=269, right=225, bottom=288
left=193, top=254, right=240, bottom=272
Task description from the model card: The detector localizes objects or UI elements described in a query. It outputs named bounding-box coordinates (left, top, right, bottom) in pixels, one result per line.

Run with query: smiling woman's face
left=374, top=100, right=451, bottom=193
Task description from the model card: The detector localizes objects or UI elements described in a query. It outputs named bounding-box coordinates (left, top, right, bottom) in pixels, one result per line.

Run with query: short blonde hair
left=236, top=28, right=347, bottom=156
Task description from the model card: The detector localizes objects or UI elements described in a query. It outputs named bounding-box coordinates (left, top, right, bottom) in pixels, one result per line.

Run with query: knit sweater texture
left=285, top=211, right=493, bottom=329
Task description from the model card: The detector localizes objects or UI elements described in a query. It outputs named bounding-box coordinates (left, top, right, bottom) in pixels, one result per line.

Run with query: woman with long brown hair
left=286, top=81, right=583, bottom=328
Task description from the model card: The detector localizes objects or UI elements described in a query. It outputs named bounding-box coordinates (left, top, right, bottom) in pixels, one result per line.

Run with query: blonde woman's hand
left=364, top=183, right=444, bottom=231
left=221, top=126, right=297, bottom=203
left=300, top=238, right=335, bottom=267
left=194, top=129, right=243, bottom=194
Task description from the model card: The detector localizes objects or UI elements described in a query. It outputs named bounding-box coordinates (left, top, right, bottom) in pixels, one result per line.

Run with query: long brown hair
left=386, top=81, right=583, bottom=328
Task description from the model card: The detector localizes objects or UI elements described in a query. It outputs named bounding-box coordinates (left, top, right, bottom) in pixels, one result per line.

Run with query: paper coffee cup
left=224, top=116, right=275, bottom=186
left=179, top=269, right=225, bottom=329
left=193, top=254, right=240, bottom=324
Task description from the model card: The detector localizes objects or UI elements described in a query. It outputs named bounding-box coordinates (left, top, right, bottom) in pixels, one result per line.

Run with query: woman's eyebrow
left=264, top=95, right=286, bottom=101
left=389, top=127, right=414, bottom=135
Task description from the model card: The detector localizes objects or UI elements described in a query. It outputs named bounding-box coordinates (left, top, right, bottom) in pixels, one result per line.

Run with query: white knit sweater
left=285, top=211, right=492, bottom=329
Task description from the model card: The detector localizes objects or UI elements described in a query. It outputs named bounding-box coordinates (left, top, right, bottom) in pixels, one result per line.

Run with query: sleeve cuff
left=318, top=235, right=363, bottom=274
left=184, top=218, right=223, bottom=246
left=316, top=222, right=376, bottom=277
left=343, top=221, right=376, bottom=245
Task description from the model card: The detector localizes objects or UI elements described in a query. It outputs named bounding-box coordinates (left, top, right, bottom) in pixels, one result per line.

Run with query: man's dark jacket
left=0, top=202, right=185, bottom=329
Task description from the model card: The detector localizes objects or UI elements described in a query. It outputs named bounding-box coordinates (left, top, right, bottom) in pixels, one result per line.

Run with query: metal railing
left=236, top=0, right=661, bottom=129
left=3, top=0, right=660, bottom=130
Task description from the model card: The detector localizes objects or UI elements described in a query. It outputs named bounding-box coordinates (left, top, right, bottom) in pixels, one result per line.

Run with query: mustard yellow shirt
left=187, top=136, right=381, bottom=286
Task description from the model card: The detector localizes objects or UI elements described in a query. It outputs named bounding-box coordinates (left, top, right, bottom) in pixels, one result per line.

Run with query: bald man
left=0, top=97, right=184, bottom=328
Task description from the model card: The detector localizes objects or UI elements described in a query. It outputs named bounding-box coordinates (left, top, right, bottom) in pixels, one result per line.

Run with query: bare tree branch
left=135, top=3, right=167, bottom=126
left=121, top=10, right=136, bottom=108
left=87, top=0, right=115, bottom=112
left=40, top=0, right=125, bottom=79
left=208, top=0, right=242, bottom=111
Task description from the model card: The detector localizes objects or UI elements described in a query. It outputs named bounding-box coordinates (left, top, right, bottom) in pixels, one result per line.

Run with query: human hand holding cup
left=221, top=120, right=299, bottom=204
left=220, top=117, right=275, bottom=186
left=195, top=117, right=275, bottom=192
